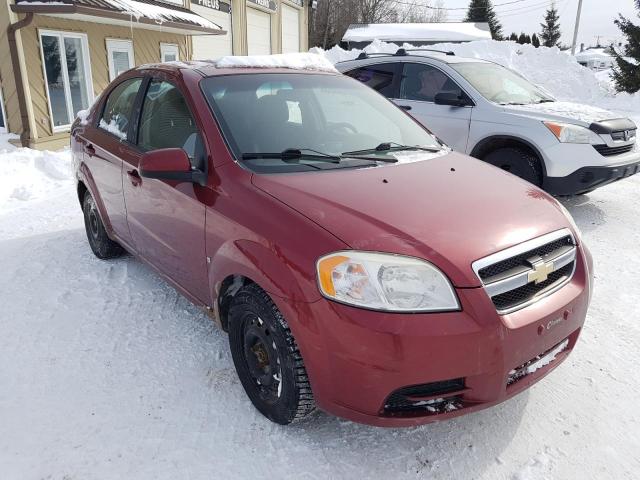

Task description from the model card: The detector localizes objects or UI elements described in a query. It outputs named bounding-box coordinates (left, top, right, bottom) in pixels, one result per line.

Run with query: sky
left=440, top=0, right=638, bottom=48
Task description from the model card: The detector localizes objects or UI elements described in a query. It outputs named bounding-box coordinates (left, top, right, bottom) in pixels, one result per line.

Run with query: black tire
left=228, top=283, right=316, bottom=424
left=82, top=191, right=124, bottom=259
left=483, top=147, right=543, bottom=187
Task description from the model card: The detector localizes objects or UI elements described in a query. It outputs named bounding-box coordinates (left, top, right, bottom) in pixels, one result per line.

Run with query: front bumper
left=544, top=158, right=640, bottom=195
left=276, top=245, right=592, bottom=427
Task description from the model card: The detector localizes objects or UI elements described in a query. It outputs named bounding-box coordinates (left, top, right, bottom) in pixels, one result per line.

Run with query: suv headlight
left=544, top=121, right=602, bottom=144
left=316, top=251, right=459, bottom=312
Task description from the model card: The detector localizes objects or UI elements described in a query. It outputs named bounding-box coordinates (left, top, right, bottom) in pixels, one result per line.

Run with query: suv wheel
left=228, top=283, right=316, bottom=424
left=483, top=147, right=542, bottom=187
left=82, top=191, right=124, bottom=259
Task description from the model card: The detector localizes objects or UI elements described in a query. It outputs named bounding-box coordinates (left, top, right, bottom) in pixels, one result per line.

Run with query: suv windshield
left=451, top=62, right=554, bottom=105
left=201, top=73, right=441, bottom=172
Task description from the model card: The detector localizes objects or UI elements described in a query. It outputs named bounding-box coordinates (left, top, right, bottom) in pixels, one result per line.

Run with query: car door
left=395, top=62, right=473, bottom=153
left=80, top=77, right=144, bottom=247
left=122, top=76, right=209, bottom=302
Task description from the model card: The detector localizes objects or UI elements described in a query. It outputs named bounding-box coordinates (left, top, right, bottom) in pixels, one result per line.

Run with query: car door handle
left=84, top=144, right=96, bottom=156
left=127, top=169, right=142, bottom=187
left=398, top=105, right=412, bottom=111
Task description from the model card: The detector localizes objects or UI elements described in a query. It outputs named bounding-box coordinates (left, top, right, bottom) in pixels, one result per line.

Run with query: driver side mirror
left=139, top=148, right=206, bottom=186
left=434, top=92, right=472, bottom=107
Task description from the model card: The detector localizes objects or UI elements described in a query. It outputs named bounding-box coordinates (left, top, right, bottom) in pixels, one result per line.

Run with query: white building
left=340, top=22, right=492, bottom=50
left=190, top=0, right=309, bottom=59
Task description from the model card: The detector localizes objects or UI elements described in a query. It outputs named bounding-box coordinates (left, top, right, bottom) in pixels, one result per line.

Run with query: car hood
left=503, top=101, right=620, bottom=127
left=251, top=152, right=574, bottom=288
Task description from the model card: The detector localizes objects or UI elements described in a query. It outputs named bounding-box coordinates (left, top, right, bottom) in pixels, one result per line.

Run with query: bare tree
left=309, top=0, right=449, bottom=49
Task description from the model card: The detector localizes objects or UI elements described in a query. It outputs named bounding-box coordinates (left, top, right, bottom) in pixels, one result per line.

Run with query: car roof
left=133, top=61, right=340, bottom=77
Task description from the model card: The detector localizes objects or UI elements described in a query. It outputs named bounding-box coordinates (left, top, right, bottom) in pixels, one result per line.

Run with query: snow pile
left=0, top=137, right=72, bottom=211
left=311, top=39, right=640, bottom=117
left=216, top=52, right=337, bottom=73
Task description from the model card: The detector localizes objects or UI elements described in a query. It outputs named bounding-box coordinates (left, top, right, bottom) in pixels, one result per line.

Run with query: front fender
left=77, top=161, right=115, bottom=236
left=208, top=238, right=316, bottom=305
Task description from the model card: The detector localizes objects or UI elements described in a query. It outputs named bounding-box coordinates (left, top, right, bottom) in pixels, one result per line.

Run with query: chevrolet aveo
left=72, top=59, right=593, bottom=427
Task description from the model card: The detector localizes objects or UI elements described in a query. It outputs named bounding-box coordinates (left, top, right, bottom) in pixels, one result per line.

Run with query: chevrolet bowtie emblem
left=527, top=256, right=555, bottom=284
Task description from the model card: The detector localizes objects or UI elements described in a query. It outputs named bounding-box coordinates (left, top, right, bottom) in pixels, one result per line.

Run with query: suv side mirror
left=139, top=148, right=206, bottom=186
left=434, top=92, right=472, bottom=107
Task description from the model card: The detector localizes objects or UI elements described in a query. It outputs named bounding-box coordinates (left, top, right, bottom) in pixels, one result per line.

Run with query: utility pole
left=571, top=0, right=584, bottom=55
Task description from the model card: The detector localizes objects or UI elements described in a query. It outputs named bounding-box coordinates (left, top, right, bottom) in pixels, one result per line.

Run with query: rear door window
left=400, top=63, right=464, bottom=103
left=99, top=78, right=142, bottom=140
left=137, top=80, right=203, bottom=169
left=344, top=63, right=401, bottom=98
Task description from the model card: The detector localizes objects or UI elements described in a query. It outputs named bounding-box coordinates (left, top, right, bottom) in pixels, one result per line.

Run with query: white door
left=192, top=7, right=232, bottom=59
left=247, top=8, right=271, bottom=55
left=281, top=4, right=300, bottom=53
left=106, top=39, right=134, bottom=81
left=160, top=43, right=180, bottom=62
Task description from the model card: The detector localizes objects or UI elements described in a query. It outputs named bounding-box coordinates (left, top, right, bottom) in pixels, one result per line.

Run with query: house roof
left=342, top=23, right=492, bottom=43
left=12, top=0, right=224, bottom=34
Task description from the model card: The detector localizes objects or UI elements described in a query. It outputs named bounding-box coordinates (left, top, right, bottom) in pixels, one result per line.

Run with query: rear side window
left=345, top=63, right=400, bottom=97
left=99, top=78, right=142, bottom=140
left=400, top=63, right=463, bottom=103
left=137, top=80, right=201, bottom=167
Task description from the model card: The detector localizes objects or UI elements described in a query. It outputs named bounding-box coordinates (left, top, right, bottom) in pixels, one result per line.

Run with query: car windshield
left=451, top=62, right=554, bottom=105
left=200, top=73, right=441, bottom=173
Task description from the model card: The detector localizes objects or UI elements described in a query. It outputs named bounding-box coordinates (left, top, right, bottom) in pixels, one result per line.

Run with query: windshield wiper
left=242, top=148, right=341, bottom=163
left=242, top=148, right=398, bottom=164
left=342, top=142, right=442, bottom=156
left=537, top=99, right=555, bottom=103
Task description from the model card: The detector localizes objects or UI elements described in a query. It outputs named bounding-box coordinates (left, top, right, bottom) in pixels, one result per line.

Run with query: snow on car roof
left=215, top=53, right=338, bottom=73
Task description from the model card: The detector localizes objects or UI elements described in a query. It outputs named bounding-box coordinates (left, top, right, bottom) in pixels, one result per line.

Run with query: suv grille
left=593, top=144, right=634, bottom=156
left=473, top=230, right=577, bottom=314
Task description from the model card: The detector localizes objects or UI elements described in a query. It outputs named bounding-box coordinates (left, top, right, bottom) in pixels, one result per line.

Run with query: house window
left=160, top=43, right=179, bottom=62
left=39, top=30, right=94, bottom=132
left=106, top=39, right=135, bottom=81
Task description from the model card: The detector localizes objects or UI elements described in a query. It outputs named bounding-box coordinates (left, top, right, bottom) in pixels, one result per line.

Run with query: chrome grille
left=472, top=229, right=577, bottom=314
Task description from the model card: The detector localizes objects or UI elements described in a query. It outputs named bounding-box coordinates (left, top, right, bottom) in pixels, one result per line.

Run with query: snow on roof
left=215, top=53, right=337, bottom=73
left=15, top=0, right=222, bottom=31
left=101, top=0, right=221, bottom=29
left=342, top=23, right=492, bottom=43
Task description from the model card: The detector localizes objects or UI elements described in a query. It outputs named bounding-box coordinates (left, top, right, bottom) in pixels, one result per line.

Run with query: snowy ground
left=2, top=42, right=640, bottom=479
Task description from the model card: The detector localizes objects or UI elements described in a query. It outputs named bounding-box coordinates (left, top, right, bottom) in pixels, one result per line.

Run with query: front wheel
left=228, top=283, right=316, bottom=424
left=483, top=147, right=543, bottom=187
left=82, top=191, right=124, bottom=259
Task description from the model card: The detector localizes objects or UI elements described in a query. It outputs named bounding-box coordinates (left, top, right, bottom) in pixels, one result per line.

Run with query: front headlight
left=316, top=251, right=459, bottom=312
left=544, top=121, right=602, bottom=144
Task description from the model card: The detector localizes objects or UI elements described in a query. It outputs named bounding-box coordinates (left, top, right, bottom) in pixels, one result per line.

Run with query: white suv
left=337, top=49, right=639, bottom=195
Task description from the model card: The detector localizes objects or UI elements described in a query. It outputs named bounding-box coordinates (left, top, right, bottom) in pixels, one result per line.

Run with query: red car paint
left=72, top=63, right=593, bottom=427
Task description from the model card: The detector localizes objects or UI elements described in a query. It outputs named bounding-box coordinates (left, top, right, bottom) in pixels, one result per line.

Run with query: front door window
left=40, top=31, right=93, bottom=131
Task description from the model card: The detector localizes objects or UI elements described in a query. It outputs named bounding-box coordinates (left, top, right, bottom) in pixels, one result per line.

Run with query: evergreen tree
left=509, top=32, right=518, bottom=42
left=465, top=0, right=504, bottom=40
left=611, top=0, right=640, bottom=93
left=532, top=33, right=541, bottom=48
left=540, top=3, right=561, bottom=47
left=518, top=32, right=527, bottom=45
left=524, top=34, right=532, bottom=44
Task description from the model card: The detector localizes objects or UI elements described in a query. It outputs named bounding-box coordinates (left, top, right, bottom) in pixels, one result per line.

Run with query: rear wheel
left=82, top=191, right=124, bottom=259
left=483, top=147, right=543, bottom=187
left=228, top=283, right=316, bottom=424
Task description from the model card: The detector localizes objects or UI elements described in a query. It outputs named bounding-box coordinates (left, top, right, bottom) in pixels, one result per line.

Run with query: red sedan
left=71, top=60, right=593, bottom=427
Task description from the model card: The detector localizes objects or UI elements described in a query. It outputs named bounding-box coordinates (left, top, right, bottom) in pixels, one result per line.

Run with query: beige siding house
left=1, top=0, right=309, bottom=150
